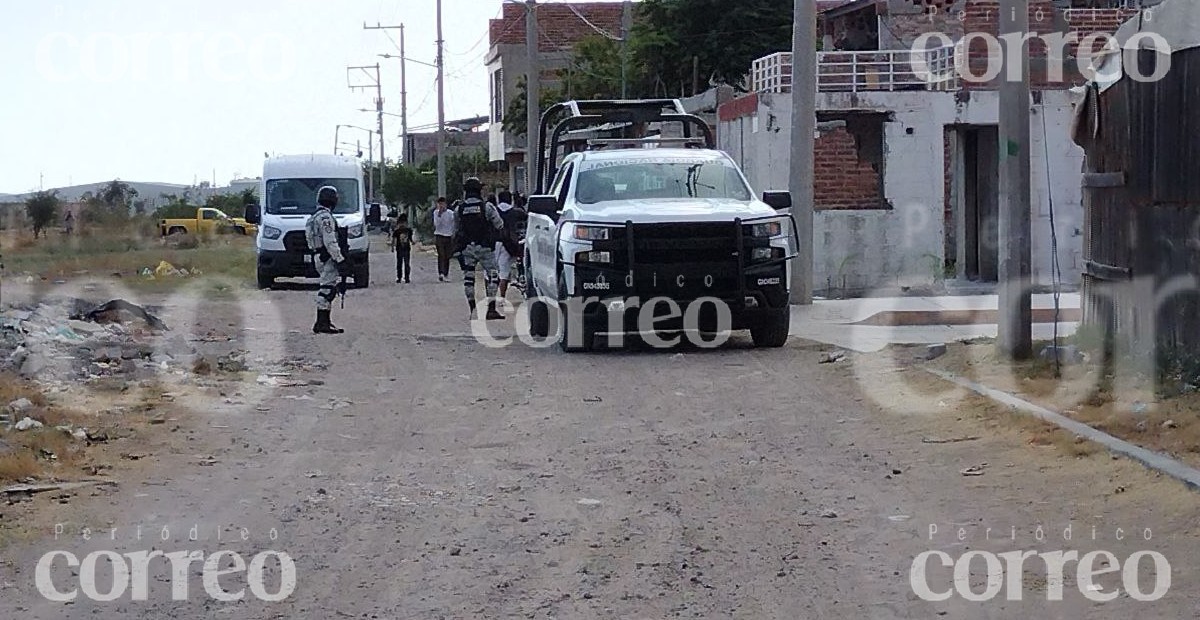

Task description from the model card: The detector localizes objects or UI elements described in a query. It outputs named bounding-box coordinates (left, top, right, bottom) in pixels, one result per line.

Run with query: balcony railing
left=751, top=44, right=962, bottom=94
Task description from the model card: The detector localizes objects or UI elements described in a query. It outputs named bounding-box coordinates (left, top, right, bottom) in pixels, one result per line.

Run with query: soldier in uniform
left=453, top=177, right=506, bottom=320
left=305, top=185, right=352, bottom=334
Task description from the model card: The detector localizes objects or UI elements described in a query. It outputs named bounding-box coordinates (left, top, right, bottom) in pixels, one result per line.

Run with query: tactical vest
left=457, top=197, right=494, bottom=245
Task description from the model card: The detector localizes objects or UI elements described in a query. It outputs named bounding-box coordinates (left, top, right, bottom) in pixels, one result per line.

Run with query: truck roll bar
left=533, top=99, right=716, bottom=195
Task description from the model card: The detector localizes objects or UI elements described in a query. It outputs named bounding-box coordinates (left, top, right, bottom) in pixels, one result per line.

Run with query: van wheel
left=353, top=262, right=370, bottom=289
left=750, top=310, right=791, bottom=348
left=256, top=269, right=274, bottom=290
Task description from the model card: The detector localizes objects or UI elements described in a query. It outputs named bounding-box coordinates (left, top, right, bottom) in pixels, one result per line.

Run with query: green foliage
left=152, top=194, right=197, bottom=220
left=503, top=76, right=565, bottom=138
left=81, top=180, right=138, bottom=224
left=204, top=191, right=253, bottom=218
left=631, top=0, right=794, bottom=94
left=561, top=35, right=631, bottom=100
left=24, top=190, right=60, bottom=238
left=419, top=147, right=495, bottom=201
left=381, top=162, right=437, bottom=210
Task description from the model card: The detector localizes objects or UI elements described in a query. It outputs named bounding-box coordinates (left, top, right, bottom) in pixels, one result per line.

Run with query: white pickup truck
left=522, top=100, right=798, bottom=352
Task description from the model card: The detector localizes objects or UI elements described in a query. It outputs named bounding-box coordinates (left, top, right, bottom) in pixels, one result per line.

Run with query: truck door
left=529, top=162, right=574, bottom=295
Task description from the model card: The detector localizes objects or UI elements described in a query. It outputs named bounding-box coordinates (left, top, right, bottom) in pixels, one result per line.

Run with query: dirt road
left=2, top=248, right=1199, bottom=619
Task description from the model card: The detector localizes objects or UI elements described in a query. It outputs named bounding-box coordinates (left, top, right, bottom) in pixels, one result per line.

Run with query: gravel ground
left=1, top=247, right=1198, bottom=619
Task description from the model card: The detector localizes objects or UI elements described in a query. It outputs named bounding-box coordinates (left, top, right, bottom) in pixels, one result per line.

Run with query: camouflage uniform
left=453, top=193, right=505, bottom=319
left=305, top=207, right=344, bottom=312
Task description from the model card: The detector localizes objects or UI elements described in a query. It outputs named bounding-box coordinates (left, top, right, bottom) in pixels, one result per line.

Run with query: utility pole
left=620, top=1, right=632, bottom=99
left=364, top=22, right=409, bottom=169
left=997, top=0, right=1033, bottom=359
left=788, top=0, right=816, bottom=305
left=526, top=0, right=540, bottom=195
left=436, top=0, right=448, bottom=200
left=347, top=63, right=385, bottom=201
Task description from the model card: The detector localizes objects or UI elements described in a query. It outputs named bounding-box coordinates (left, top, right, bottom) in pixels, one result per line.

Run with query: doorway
left=951, top=125, right=1000, bottom=283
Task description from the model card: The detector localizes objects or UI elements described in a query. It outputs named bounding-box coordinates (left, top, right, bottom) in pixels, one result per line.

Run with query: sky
left=0, top=0, right=511, bottom=194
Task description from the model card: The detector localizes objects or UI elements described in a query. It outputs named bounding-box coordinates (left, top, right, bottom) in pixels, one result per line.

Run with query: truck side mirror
left=244, top=203, right=261, bottom=224
left=527, top=195, right=560, bottom=219
left=762, top=191, right=792, bottom=211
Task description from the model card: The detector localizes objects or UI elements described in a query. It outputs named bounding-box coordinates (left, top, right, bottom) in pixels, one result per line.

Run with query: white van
left=244, top=154, right=370, bottom=289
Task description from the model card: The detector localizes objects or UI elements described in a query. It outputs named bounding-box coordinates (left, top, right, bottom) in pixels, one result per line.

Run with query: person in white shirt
left=431, top=197, right=455, bottom=281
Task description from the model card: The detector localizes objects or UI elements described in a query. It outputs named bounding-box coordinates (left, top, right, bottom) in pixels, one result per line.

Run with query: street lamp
left=337, top=124, right=378, bottom=201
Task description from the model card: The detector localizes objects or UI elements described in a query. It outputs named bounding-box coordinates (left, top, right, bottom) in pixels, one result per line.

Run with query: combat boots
left=486, top=300, right=504, bottom=321
left=313, top=309, right=344, bottom=334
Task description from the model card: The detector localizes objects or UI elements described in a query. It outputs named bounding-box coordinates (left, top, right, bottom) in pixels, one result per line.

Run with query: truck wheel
left=256, top=269, right=274, bottom=290
left=557, top=275, right=595, bottom=353
left=168, top=227, right=187, bottom=236
left=750, top=310, right=791, bottom=348
left=526, top=249, right=550, bottom=338
left=353, top=262, right=370, bottom=289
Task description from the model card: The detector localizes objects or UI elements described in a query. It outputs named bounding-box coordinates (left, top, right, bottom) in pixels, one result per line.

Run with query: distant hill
left=1, top=180, right=255, bottom=211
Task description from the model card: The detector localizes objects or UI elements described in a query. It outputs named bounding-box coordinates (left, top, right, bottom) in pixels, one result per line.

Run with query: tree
left=502, top=76, right=564, bottom=138
left=631, top=0, right=794, bottom=94
left=24, top=190, right=60, bottom=239
left=561, top=35, right=640, bottom=100
left=381, top=163, right=436, bottom=210
left=153, top=194, right=197, bottom=220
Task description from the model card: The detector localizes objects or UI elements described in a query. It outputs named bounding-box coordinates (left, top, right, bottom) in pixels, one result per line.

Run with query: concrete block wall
left=717, top=89, right=1085, bottom=296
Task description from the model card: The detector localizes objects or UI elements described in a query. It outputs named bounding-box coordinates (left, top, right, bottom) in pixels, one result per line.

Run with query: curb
left=925, top=368, right=1200, bottom=491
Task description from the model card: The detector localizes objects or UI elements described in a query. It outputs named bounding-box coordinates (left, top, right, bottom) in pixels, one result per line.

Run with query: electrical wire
left=1041, top=102, right=1064, bottom=378
left=562, top=1, right=624, bottom=41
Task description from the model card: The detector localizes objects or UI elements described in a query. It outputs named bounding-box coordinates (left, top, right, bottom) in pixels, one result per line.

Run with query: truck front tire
left=558, top=275, right=595, bottom=353
left=750, top=309, right=791, bottom=348
left=256, top=269, right=275, bottom=290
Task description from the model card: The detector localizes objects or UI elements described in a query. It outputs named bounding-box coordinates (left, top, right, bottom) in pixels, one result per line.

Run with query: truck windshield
left=264, top=178, right=360, bottom=215
left=574, top=159, right=752, bottom=204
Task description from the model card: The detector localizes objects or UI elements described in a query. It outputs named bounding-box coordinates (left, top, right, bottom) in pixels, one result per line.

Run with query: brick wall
left=815, top=127, right=884, bottom=210
left=960, top=0, right=1136, bottom=89
left=490, top=3, right=625, bottom=51
left=1064, top=8, right=1139, bottom=56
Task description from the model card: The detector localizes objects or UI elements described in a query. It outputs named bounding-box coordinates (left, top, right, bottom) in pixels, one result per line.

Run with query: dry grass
left=1, top=226, right=255, bottom=288
left=926, top=342, right=1200, bottom=466
left=0, top=374, right=100, bottom=483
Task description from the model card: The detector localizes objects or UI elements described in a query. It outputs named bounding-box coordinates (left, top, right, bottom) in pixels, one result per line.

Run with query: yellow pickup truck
left=160, top=208, right=258, bottom=237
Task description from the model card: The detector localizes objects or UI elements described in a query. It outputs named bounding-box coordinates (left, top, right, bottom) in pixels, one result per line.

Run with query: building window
left=492, top=69, right=505, bottom=123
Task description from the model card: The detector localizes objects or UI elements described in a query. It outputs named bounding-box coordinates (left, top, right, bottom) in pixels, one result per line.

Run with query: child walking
left=391, top=213, right=413, bottom=284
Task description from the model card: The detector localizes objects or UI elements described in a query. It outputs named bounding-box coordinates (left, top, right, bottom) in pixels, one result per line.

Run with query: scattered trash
left=921, top=436, right=980, bottom=444
left=820, top=509, right=838, bottom=518
left=257, top=374, right=319, bottom=387
left=577, top=498, right=603, bottom=506
left=1131, top=401, right=1149, bottom=415
left=14, top=417, right=44, bottom=431
left=819, top=350, right=846, bottom=364
left=583, top=396, right=603, bottom=403
left=197, top=455, right=218, bottom=466
left=72, top=299, right=167, bottom=331
left=888, top=515, right=911, bottom=522
left=2, top=480, right=117, bottom=496
left=217, top=351, right=249, bottom=373
left=960, top=463, right=988, bottom=477
left=1039, top=344, right=1085, bottom=365
left=923, top=343, right=948, bottom=361
left=1163, top=419, right=1178, bottom=429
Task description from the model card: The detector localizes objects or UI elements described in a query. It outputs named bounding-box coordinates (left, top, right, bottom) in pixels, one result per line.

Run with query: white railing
left=751, top=45, right=963, bottom=94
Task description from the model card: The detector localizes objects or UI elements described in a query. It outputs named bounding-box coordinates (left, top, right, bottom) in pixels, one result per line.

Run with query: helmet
left=463, top=177, right=483, bottom=197
left=317, top=186, right=339, bottom=208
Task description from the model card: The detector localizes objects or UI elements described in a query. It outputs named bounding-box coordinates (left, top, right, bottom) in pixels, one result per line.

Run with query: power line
left=562, top=2, right=623, bottom=41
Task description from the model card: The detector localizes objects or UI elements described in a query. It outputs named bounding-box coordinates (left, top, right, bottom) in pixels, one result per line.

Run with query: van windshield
left=265, top=178, right=360, bottom=215
left=574, top=158, right=752, bottom=204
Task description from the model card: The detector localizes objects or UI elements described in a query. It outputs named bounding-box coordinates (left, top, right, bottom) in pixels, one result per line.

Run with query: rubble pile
left=0, top=298, right=196, bottom=386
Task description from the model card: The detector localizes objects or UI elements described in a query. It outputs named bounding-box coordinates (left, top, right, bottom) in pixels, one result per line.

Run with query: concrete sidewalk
left=789, top=293, right=1080, bottom=352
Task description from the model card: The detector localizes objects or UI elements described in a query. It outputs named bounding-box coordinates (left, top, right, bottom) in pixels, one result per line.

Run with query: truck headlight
left=570, top=225, right=614, bottom=241
left=577, top=250, right=612, bottom=264
left=746, top=220, right=783, bottom=238
left=348, top=223, right=365, bottom=238
left=262, top=225, right=282, bottom=240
